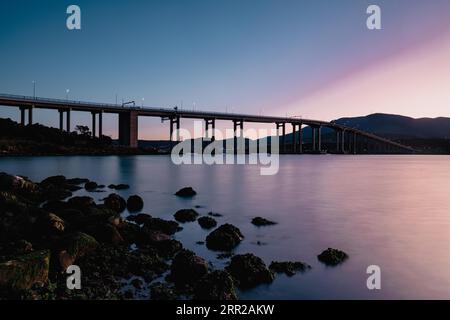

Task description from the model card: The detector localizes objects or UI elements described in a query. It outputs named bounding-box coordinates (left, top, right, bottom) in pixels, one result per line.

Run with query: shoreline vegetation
left=2, top=117, right=450, bottom=157
left=0, top=171, right=348, bottom=300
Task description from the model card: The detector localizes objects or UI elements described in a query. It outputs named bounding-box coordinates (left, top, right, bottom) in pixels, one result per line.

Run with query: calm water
left=2, top=155, right=450, bottom=299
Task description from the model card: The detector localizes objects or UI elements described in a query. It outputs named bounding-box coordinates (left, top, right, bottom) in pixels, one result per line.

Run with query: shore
left=0, top=171, right=347, bottom=300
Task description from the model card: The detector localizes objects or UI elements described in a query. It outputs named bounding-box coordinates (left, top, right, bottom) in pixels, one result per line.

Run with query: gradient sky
left=1, top=0, right=450, bottom=139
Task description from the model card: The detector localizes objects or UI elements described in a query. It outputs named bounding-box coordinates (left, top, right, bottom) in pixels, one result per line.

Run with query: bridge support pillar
left=20, top=107, right=26, bottom=126
left=311, top=126, right=316, bottom=151
left=292, top=123, right=297, bottom=153
left=91, top=112, right=96, bottom=138
left=298, top=124, right=303, bottom=154
left=317, top=126, right=322, bottom=152
left=59, top=110, right=64, bottom=131
left=276, top=123, right=286, bottom=153
left=233, top=120, right=244, bottom=154
left=336, top=130, right=340, bottom=153
left=353, top=132, right=357, bottom=154
left=169, top=116, right=180, bottom=142
left=204, top=119, right=216, bottom=141
left=119, top=111, right=138, bottom=148
left=341, top=130, right=346, bottom=153
left=66, top=109, right=71, bottom=132
left=99, top=111, right=103, bottom=138
left=28, top=106, right=33, bottom=125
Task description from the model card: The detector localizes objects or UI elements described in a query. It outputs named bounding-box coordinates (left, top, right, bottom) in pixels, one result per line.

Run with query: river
left=1, top=155, right=450, bottom=299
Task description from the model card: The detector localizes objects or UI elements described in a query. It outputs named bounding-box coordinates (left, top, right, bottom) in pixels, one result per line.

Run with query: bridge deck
left=0, top=93, right=414, bottom=151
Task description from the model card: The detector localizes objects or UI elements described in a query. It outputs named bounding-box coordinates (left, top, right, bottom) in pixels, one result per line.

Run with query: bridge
left=0, top=93, right=414, bottom=154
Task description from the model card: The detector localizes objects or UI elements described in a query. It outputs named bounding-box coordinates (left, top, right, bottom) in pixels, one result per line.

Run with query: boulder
left=103, top=193, right=126, bottom=213
left=198, top=216, right=217, bottom=229
left=174, top=209, right=199, bottom=223
left=226, top=253, right=274, bottom=289
left=143, top=217, right=181, bottom=235
left=108, top=184, right=130, bottom=190
left=269, top=261, right=311, bottom=276
left=126, top=213, right=152, bottom=225
left=88, top=224, right=124, bottom=245
left=175, top=187, right=197, bottom=197
left=84, top=181, right=98, bottom=191
left=206, top=224, right=244, bottom=251
left=127, top=195, right=144, bottom=212
left=58, top=232, right=99, bottom=270
left=0, top=250, right=50, bottom=290
left=194, top=270, right=237, bottom=300
left=317, top=248, right=348, bottom=266
left=67, top=196, right=95, bottom=210
left=251, top=217, right=277, bottom=226
left=40, top=175, right=66, bottom=186
left=0, top=172, right=37, bottom=194
left=169, top=249, right=208, bottom=287
left=37, top=212, right=66, bottom=234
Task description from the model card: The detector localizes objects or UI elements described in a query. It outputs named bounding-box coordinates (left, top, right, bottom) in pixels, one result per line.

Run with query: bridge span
left=0, top=93, right=414, bottom=154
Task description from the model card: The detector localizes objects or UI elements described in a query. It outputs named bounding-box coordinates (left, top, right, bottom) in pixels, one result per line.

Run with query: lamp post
left=32, top=81, right=36, bottom=98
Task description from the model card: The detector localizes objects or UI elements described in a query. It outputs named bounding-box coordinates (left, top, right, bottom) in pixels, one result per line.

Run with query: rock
left=175, top=187, right=197, bottom=197
left=40, top=175, right=66, bottom=186
left=126, top=213, right=152, bottom=225
left=42, top=200, right=69, bottom=213
left=251, top=217, right=277, bottom=226
left=206, top=224, right=244, bottom=251
left=150, top=282, right=176, bottom=300
left=196, top=241, right=205, bottom=245
left=154, top=239, right=183, bottom=258
left=317, top=248, right=348, bottom=266
left=127, top=195, right=144, bottom=212
left=0, top=250, right=50, bottom=290
left=174, top=209, right=199, bottom=223
left=169, top=249, right=208, bottom=287
left=67, top=196, right=95, bottom=210
left=66, top=178, right=90, bottom=185
left=108, top=184, right=130, bottom=190
left=198, top=216, right=217, bottom=229
left=59, top=232, right=99, bottom=270
left=90, top=224, right=124, bottom=245
left=194, top=270, right=237, bottom=300
left=84, top=181, right=98, bottom=191
left=226, top=253, right=274, bottom=289
left=37, top=212, right=66, bottom=234
left=143, top=217, right=181, bottom=235
left=0, top=172, right=37, bottom=194
left=208, top=212, right=223, bottom=217
left=103, top=193, right=126, bottom=213
left=269, top=261, right=311, bottom=276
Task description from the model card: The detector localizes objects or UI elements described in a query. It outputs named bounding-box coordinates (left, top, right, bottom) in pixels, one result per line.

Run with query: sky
left=1, top=0, right=450, bottom=139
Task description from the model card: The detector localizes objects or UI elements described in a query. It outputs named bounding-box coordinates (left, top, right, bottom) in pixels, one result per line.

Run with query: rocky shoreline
left=0, top=172, right=348, bottom=300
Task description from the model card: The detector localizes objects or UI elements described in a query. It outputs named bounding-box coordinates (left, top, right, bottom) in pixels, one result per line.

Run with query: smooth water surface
left=2, top=155, right=450, bottom=299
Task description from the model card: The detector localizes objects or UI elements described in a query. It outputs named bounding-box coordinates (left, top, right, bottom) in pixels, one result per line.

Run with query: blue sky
left=1, top=0, right=450, bottom=139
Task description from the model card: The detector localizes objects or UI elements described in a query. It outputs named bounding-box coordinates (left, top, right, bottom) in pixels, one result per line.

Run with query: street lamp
left=32, top=81, right=36, bottom=98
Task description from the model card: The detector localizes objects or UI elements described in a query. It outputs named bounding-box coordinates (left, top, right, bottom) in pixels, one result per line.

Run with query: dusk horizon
left=2, top=0, right=450, bottom=309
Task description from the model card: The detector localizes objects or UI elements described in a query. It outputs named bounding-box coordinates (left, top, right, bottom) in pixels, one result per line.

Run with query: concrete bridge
left=0, top=93, right=414, bottom=154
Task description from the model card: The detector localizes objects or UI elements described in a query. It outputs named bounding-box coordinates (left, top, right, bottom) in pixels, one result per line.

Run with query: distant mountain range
left=333, top=113, right=450, bottom=139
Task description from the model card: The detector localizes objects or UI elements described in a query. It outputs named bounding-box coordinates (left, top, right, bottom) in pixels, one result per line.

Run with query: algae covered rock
left=226, top=253, right=274, bottom=289
left=0, top=250, right=50, bottom=290
left=206, top=224, right=244, bottom=251
left=194, top=270, right=237, bottom=300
